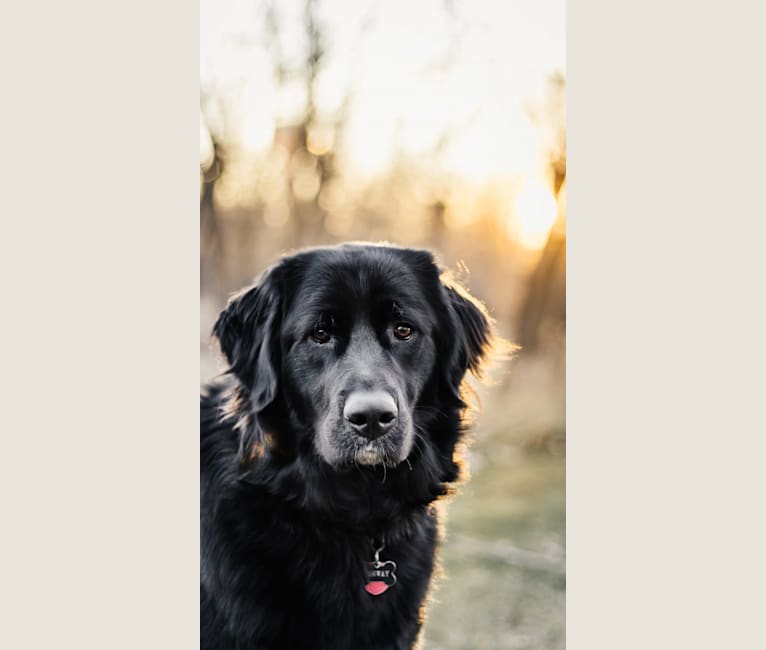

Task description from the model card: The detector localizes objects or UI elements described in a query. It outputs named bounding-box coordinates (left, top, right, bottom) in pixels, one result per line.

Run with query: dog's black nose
left=343, top=391, right=398, bottom=439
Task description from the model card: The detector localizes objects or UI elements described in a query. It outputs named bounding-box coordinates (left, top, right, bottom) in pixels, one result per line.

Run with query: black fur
left=201, top=243, right=492, bottom=649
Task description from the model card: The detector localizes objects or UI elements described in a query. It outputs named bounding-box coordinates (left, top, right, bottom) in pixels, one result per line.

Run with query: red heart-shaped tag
left=364, top=581, right=390, bottom=596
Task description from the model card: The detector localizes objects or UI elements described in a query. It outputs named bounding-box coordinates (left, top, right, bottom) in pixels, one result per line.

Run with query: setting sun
left=513, top=179, right=559, bottom=249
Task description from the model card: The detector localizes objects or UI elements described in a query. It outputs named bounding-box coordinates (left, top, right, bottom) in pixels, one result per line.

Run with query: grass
left=422, top=355, right=565, bottom=650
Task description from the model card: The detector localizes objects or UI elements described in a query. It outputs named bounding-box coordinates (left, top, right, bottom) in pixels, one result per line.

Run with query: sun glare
left=513, top=179, right=558, bottom=250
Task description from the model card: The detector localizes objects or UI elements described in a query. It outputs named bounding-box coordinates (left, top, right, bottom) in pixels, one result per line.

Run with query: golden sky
left=200, top=0, right=565, bottom=248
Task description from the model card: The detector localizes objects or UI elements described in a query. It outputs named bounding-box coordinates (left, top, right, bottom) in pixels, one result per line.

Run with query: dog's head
left=214, top=244, right=492, bottom=473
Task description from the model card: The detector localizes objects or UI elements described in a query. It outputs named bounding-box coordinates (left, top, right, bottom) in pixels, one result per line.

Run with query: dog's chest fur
left=200, top=396, right=440, bottom=650
left=201, top=481, right=439, bottom=650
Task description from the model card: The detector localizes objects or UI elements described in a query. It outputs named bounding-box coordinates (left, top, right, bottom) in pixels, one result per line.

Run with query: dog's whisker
left=412, top=426, right=429, bottom=456
left=411, top=433, right=425, bottom=457
left=414, top=405, right=449, bottom=419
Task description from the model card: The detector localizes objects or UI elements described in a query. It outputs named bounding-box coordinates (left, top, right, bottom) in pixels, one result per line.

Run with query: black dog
left=201, top=243, right=493, bottom=649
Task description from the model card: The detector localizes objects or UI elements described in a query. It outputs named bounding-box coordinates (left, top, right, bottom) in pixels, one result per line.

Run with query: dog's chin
left=354, top=443, right=390, bottom=466
left=351, top=429, right=416, bottom=468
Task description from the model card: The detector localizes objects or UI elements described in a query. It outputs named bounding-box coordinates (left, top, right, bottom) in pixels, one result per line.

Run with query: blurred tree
left=199, top=0, right=360, bottom=289
left=264, top=0, right=352, bottom=247
left=517, top=73, right=566, bottom=353
left=200, top=119, right=226, bottom=292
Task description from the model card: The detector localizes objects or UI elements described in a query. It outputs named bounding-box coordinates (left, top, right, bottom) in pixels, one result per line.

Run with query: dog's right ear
left=213, top=267, right=281, bottom=412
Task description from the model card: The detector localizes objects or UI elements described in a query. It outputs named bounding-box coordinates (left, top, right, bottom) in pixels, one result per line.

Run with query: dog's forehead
left=284, top=246, right=440, bottom=325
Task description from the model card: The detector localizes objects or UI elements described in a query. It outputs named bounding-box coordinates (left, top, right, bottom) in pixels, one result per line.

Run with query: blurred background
left=200, top=1, right=565, bottom=648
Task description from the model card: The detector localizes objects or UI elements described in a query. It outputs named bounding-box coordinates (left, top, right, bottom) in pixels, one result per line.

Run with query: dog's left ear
left=443, top=282, right=492, bottom=379
left=213, top=267, right=281, bottom=412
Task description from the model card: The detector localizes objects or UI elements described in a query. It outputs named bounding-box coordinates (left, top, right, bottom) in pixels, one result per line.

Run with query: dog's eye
left=393, top=323, right=413, bottom=340
left=311, top=326, right=332, bottom=344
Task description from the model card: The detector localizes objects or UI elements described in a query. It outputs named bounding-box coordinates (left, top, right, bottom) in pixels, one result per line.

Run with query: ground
left=422, top=355, right=565, bottom=650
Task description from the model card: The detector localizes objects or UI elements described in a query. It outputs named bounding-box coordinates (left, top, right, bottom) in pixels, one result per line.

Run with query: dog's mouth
left=354, top=442, right=388, bottom=466
left=316, top=410, right=415, bottom=469
left=346, top=425, right=414, bottom=467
